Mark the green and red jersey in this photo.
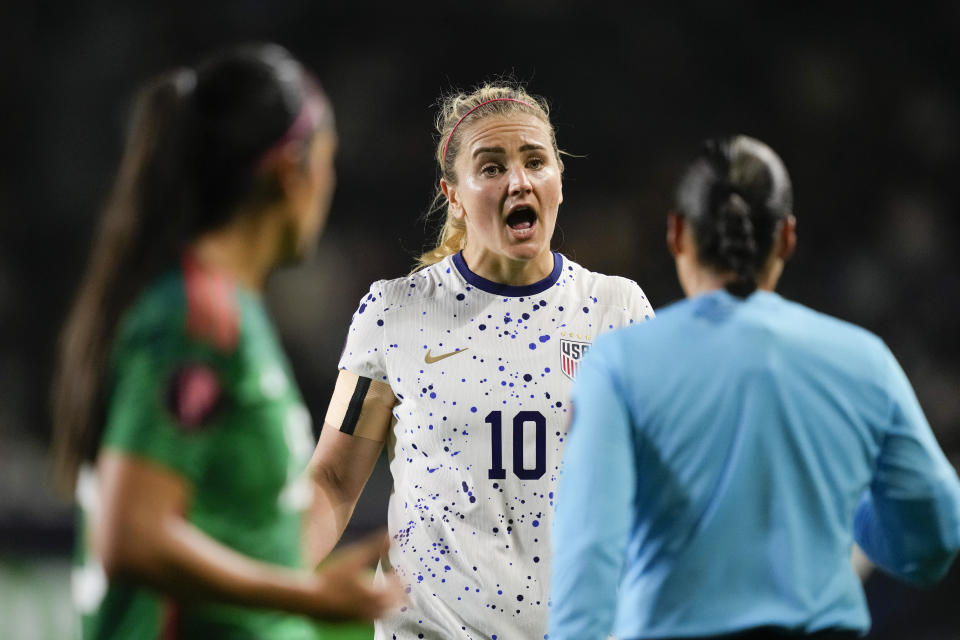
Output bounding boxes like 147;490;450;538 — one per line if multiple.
73;256;319;639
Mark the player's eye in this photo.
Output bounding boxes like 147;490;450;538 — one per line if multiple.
526;156;545;170
480;163;503;177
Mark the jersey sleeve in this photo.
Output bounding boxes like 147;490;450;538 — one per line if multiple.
328;282;395;441
337;281;389;382
626;280;655;325
102;316;234;484
853;344;960;586
550;335;636;640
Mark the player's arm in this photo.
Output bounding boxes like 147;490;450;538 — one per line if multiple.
98;329;403;620
853;346;960;586
549;338;636;640
306;369;395;567
96;450;401;620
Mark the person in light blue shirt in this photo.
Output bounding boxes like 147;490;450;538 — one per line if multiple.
549;135;960;640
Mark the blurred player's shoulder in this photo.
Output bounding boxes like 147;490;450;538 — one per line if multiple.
182;255;240;352
117;257;241;354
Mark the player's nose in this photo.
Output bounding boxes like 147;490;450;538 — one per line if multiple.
507;164;533;197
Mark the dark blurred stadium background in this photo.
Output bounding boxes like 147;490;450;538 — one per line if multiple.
1;1;958;638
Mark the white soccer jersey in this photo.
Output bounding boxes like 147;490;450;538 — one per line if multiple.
337;251;654;640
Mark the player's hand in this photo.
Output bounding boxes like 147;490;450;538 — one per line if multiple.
308;530;405;621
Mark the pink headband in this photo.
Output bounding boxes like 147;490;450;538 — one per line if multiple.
441;98;537;164
256;92;327;171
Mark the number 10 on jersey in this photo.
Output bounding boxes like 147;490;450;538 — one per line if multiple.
485;410;547;480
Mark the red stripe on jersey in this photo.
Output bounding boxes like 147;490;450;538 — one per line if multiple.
183;253;240;352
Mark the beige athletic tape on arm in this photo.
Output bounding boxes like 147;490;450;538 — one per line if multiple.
324;370;395;442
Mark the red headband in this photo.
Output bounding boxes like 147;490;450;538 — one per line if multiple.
441;98;537;164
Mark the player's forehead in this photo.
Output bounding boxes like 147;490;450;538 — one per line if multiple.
457;114;553;159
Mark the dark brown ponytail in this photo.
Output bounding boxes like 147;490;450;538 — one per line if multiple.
50;44;327;494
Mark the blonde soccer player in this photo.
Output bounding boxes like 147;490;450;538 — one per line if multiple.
306;84;655;639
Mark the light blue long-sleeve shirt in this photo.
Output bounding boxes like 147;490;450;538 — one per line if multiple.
549;290;960;640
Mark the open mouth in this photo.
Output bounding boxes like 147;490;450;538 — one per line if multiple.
506;206;537;233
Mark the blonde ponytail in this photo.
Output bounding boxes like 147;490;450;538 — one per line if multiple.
416;211;467;270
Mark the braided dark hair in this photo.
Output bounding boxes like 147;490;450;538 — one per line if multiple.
675;136;793;297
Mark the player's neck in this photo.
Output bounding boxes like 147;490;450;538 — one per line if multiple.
460;246;554;286
680;269;730;298
189;210;280;292
681;263;781;298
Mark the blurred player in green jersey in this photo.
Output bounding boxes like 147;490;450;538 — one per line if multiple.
50;43;403;639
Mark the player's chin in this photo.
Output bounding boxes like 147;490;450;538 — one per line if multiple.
503;235;546;261
275;238;316;268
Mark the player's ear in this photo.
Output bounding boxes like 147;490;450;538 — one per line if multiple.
440;178;464;220
666;212;685;258
778;214;797;261
271;143;310;202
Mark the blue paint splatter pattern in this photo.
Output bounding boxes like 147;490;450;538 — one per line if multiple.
338;252;654;639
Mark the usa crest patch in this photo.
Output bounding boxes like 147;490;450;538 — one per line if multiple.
560;336;591;380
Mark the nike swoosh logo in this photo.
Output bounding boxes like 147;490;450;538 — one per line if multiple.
424;348;469;364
